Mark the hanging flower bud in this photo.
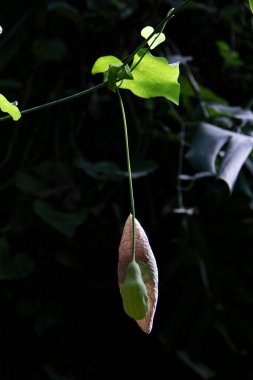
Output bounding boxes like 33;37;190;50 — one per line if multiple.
118;214;158;333
120;260;149;320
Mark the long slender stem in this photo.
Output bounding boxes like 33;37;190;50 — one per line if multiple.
116;88;136;261
0;82;106;122
121;0;191;68
177;122;186;209
0;0;192;124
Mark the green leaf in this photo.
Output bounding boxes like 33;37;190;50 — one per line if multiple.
120;49;180;104
15;171;48;195
108;64;133;92
176;351;215;379
141;26;166;49
34;200;86;237
91;50;180;104
249;0;253;13
91;55;123;75
0;93;21;120
180;76;228;105
32;38;67;62
186;122;253;192
47;1;81;22
216;40;243;68
74;158;158;181
0;238;34;280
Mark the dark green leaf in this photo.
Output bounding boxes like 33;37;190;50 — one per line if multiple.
176;351;215;379
0;239;34;280
34;200;86;237
32;38;67;62
74;159;158;180
47;1;80;22
15;171;47;195
108;64;133;92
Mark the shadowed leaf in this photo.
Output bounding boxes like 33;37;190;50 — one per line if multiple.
186;122;253;192
34;200;86;237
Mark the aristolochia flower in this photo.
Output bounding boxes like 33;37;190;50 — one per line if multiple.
118;214;158;333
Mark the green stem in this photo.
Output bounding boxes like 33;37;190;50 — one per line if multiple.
116;87;136;262
0;82;106;122
0;0;191;123
121;0;191;68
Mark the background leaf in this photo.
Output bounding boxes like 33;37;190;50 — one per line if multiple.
34;200;86;237
0;238;34;280
249;0;253;13
186;122;253;191
74;158;158;180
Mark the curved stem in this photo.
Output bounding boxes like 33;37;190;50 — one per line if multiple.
0;82;106;122
0;0;192;124
116;88;136;261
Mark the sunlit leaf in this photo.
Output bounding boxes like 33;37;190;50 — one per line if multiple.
91;50;180;104
0;93;21;120
250;0;253;13
141;26;166;49
120;49;180;103
91;56;123;75
118;214;158;333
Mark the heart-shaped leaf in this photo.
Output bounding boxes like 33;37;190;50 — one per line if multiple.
186;122;253;192
118;214;158;333
141;26;166;50
121;49;180;104
91;55;123;75
91;50;180;104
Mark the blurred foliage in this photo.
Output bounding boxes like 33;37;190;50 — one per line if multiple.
0;0;253;379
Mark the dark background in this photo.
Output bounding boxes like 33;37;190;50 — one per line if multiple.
0;1;253;379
